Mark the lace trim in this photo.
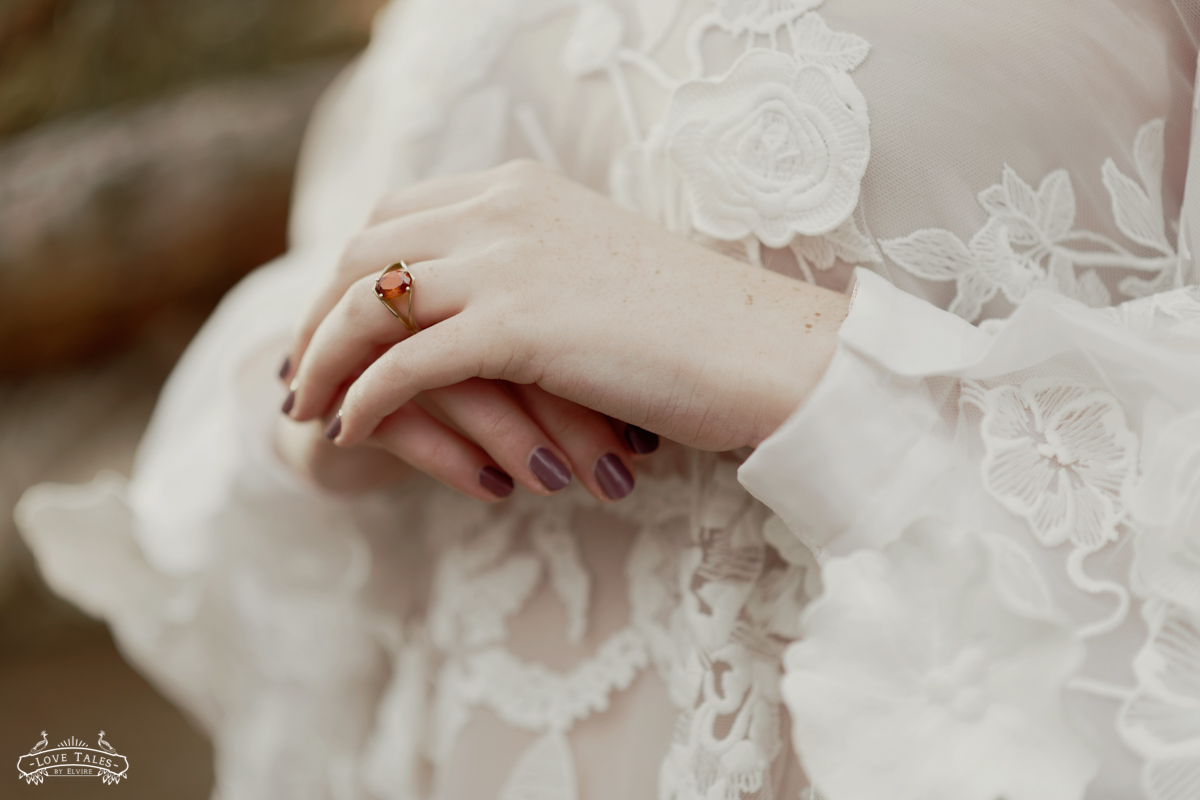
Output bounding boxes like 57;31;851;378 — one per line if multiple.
409;453;818;799
462;627;649;732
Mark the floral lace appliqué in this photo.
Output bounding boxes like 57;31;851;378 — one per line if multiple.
976;379;1138;552
881;120;1183;321
605;0;877;274
664;49;869;247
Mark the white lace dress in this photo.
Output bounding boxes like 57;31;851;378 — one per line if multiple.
16;2;1200;799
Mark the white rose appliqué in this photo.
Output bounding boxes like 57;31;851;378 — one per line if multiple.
664;48;870;247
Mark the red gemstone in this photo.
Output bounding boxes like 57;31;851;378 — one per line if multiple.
376;268;412;300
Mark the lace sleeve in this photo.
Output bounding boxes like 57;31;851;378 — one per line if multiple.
738;46;1200;800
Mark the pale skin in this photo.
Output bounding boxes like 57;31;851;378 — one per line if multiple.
278;159;849;499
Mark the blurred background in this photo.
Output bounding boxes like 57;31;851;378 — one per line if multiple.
0;0;385;794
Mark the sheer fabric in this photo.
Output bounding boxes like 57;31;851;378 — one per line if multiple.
15;2;1200;800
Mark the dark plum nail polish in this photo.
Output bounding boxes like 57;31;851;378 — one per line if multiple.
624;424;659;455
479;466;514;498
324;416;342;441
595;453;634;500
279;357;291;381
282;390;295;415
529;448;571;492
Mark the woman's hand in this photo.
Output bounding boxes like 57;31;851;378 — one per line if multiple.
276;373;650;501
286;159;848;459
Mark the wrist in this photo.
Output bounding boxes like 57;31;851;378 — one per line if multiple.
741;275;850;448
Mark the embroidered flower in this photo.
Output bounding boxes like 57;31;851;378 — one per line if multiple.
881;120;1177;321
427;519;542;649
664;48;869;246
1118;602;1200;800
979;379;1138;551
881;168;1107;321
782;519;1096;800
1131;410;1200;611
713;0;822;35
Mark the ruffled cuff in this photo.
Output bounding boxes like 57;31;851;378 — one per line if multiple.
739;266;1200;559
737;269;991;556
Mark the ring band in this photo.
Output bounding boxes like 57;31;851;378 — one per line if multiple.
374;261;420;334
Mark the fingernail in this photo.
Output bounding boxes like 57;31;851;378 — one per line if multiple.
592;453;633;496
479;466;514;498
324;416;342;441
281;390;295;415
529;448;571;492
624;424;659;455
279;356;291;381
595;453;634;500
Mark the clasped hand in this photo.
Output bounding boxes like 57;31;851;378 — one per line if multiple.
277;160;848;500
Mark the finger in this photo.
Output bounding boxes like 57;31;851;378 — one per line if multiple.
334;311;498;446
426;379;574;495
509;384;638;501
617;421;660;457
283;201;477;383
275;415;412;494
367;401;516;501
286;263;469;422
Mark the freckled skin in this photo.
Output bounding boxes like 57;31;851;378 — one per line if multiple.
286;160;852;480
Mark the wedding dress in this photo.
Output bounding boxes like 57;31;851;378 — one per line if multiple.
16;1;1200;799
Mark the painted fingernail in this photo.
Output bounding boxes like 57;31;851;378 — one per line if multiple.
595;453;634;500
529;448;571;492
324;416;342;441
479;466;514;498
281;390;295;415
279;357;291;381
624;424;659;455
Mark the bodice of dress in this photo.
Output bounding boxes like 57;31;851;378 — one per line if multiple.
14;2;1200;800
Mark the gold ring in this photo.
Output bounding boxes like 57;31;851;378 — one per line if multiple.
374;261;420;334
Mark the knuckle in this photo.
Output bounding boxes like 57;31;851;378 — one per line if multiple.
471;401;521;446
346;275;378;315
328;277;379;335
422;432;458;468
489;324;538;384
